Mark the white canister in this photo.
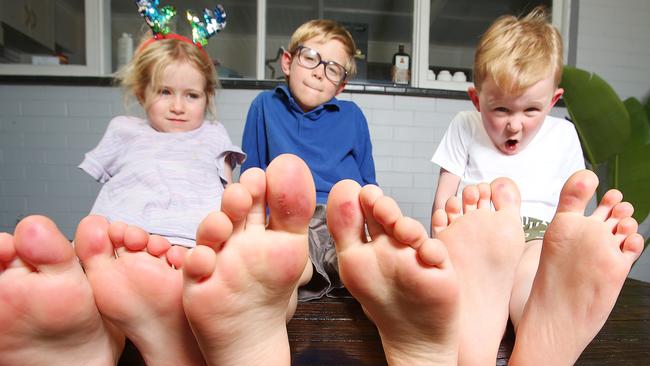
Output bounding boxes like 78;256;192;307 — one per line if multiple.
117;33;134;70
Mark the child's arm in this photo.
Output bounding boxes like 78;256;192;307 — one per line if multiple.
222;154;234;186
358;123;377;186
352;105;378;185
79;116;129;183
431;167;460;230
241;96;268;172
212;123;245;187
430;111;473;232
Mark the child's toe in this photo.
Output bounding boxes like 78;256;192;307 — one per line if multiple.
183;245;217;282
461;185;480;213
266;154;316;234
327;180;365;252
75;215;115;268
490;177;521;212
556;170;598;215
196;211;233;251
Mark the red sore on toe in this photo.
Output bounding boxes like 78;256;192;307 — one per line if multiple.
336;201;360;226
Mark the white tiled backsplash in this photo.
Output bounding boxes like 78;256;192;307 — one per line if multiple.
1;84;570;237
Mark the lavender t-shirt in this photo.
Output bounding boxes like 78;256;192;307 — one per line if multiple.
79;116;245;247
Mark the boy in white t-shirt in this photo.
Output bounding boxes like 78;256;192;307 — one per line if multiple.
431;6;585;361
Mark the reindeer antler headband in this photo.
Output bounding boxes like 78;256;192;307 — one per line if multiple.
134;0;227;58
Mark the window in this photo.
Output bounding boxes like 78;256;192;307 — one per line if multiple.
109;0;257;78
429;1;552;73
0;0;107;76
264;0;413;84
1;0;570;90
415;0;566;90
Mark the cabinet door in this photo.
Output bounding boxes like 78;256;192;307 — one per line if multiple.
2;1;56;51
0;0;109;76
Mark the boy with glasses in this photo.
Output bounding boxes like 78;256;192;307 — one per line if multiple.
241;19;377;302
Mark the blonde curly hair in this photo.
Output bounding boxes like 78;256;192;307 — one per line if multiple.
473;6;563;94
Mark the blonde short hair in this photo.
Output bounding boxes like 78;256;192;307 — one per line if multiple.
115;35;219;118
473;6;563;94
287;19;357;78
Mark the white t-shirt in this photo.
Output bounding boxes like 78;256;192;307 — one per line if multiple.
79;116;245;247
431;110;585;222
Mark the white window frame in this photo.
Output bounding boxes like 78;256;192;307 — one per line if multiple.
256;0;267;79
1;0;570;90
413;0;571;91
0;0;110;76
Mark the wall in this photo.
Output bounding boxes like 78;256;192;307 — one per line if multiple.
0;85;472;238
575;0;650;100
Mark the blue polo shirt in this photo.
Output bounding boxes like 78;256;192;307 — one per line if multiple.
241;84;377;204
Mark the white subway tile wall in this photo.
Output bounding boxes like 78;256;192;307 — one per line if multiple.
1;0;649;278
0;85;560;238
575;0;650;100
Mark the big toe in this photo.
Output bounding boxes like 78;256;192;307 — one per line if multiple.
74;215;115;269
556;170;599;215
327;180;365;252
13;215;76;273
266;154;316;234
490;177;521;213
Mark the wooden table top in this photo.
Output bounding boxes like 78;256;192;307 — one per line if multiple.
119;278;650;365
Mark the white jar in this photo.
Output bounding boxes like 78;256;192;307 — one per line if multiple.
117;33;134;70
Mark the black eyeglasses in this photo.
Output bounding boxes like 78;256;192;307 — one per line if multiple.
294;45;349;83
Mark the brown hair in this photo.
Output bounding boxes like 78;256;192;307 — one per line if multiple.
473;6;563;94
115;35;218;118
287;19;358;78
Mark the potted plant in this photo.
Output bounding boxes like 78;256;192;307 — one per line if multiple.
560;66;650;248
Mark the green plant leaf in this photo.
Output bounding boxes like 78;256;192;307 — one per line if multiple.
560;67;630;165
624;97;650;148
609;144;650;224
644;97;650;123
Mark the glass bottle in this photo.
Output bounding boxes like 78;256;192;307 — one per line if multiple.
391;44;410;84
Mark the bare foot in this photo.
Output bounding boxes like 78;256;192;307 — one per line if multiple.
0;215;123;366
74;216;205;366
509;170;644;365
434;180;525;365
327;180;460;366
182;154;315;366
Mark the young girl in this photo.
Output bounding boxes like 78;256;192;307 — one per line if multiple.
79;35;245;247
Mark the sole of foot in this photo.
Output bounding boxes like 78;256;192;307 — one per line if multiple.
509;170;644;365
183;154;315;366
0;215;123;366
328;181;460;366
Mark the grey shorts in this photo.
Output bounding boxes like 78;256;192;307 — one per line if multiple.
522;216;548;242
298;204;344;301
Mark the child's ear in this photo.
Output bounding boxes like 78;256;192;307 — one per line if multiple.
334;80;347;96
136;91;145;105
280;50;293;77
467;86;481;111
550;87;564;107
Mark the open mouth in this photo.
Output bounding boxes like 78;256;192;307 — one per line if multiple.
505;139;519;151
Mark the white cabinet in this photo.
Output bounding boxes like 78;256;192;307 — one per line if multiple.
1;1;56;51
0;0;109;76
